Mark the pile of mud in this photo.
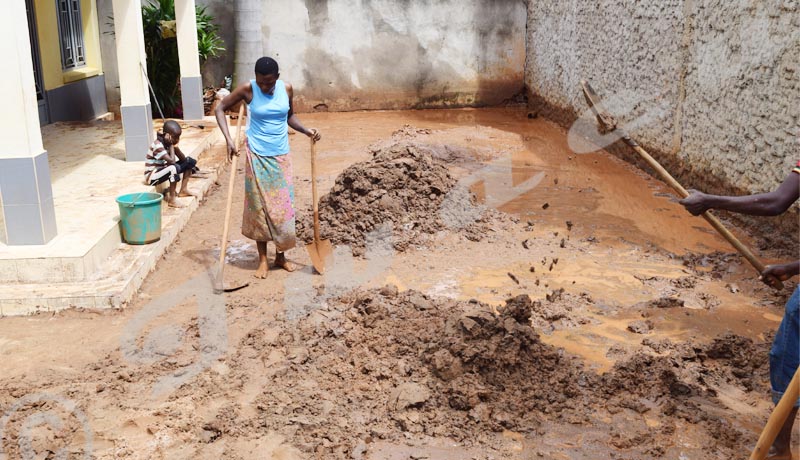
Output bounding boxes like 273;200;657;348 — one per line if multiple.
0;286;770;459
246;288;766;457
254;289;594;456
296;140;498;256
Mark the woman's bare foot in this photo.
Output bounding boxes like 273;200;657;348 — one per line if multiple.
167;197;186;208
768;445;794;460
275;253;296;272
254;259;269;279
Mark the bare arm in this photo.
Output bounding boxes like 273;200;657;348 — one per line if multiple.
761;261;800;282
215;82;252;159
285;82;321;141
173;146;186;162
679;171;800;216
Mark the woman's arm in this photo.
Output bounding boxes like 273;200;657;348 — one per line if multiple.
285;82;322;141
215;82;252;159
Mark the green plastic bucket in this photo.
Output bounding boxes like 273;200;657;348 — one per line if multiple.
116;192;163;244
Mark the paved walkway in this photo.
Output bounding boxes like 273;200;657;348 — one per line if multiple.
0;117;234;314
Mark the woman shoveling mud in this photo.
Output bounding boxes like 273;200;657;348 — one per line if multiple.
215;57;322;278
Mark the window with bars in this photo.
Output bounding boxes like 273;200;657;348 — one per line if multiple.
56;0;86;70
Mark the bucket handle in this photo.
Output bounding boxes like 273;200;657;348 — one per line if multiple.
124;192;150;208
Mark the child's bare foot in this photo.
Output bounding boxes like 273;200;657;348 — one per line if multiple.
275;254;296;272
178;189;197;198
254;260;269;279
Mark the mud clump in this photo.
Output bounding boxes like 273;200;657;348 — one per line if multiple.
433;294;592;425
703;332;769;390
627;319;654;334
296;141;496;256
642;297;685;309
681;251;740;279
529;290;596;333
600;351;704;403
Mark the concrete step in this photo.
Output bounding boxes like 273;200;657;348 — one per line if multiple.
0;120;230;316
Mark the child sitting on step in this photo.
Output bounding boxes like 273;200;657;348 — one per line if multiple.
144;120;198;208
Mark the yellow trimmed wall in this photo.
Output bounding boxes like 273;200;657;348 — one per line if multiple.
34;0;103;91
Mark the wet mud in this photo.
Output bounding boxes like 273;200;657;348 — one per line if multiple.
241;287;771;458
0;109;795;460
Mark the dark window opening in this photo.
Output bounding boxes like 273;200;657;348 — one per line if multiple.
56;0;86;70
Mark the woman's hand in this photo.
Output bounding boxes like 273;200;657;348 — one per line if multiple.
226;139;239;162
306;128;322;142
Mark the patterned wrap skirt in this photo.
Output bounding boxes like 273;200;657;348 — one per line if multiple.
241;141;296;251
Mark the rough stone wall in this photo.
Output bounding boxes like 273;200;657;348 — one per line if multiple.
199;0;527;112
525;0;799;248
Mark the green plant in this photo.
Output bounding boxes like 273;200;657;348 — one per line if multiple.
195;6;225;63
141;0;225;118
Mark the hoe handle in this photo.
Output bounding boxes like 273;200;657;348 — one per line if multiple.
311;138;321;242
219;104;246;271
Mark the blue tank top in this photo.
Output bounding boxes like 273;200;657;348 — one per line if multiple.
246;79;290;156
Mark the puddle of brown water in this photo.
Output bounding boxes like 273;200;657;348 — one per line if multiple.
297;107;750;254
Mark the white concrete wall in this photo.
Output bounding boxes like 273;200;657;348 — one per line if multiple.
2;0;45;159
98;0;121;115
525;0;799;241
201;0;527;112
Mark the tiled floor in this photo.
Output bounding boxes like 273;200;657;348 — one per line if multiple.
0;117;232;313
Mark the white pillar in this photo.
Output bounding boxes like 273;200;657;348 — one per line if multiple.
175;0;203;120
0;0;57;245
112;0;153;161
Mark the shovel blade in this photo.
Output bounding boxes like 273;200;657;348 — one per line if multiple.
306;239;333;274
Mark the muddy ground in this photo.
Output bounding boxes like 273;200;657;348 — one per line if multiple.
0;108;797;460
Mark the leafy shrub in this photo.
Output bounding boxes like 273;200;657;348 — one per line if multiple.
141;0;224;117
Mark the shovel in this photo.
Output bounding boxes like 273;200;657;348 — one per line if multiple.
305;138;333;274
214;104;250;293
580;80;783;290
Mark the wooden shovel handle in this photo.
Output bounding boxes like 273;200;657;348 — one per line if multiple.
749;367;800;460
218;104;246;271
628;142;782;289
310;137;321;242
627;142;781;288
581;80;782;289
